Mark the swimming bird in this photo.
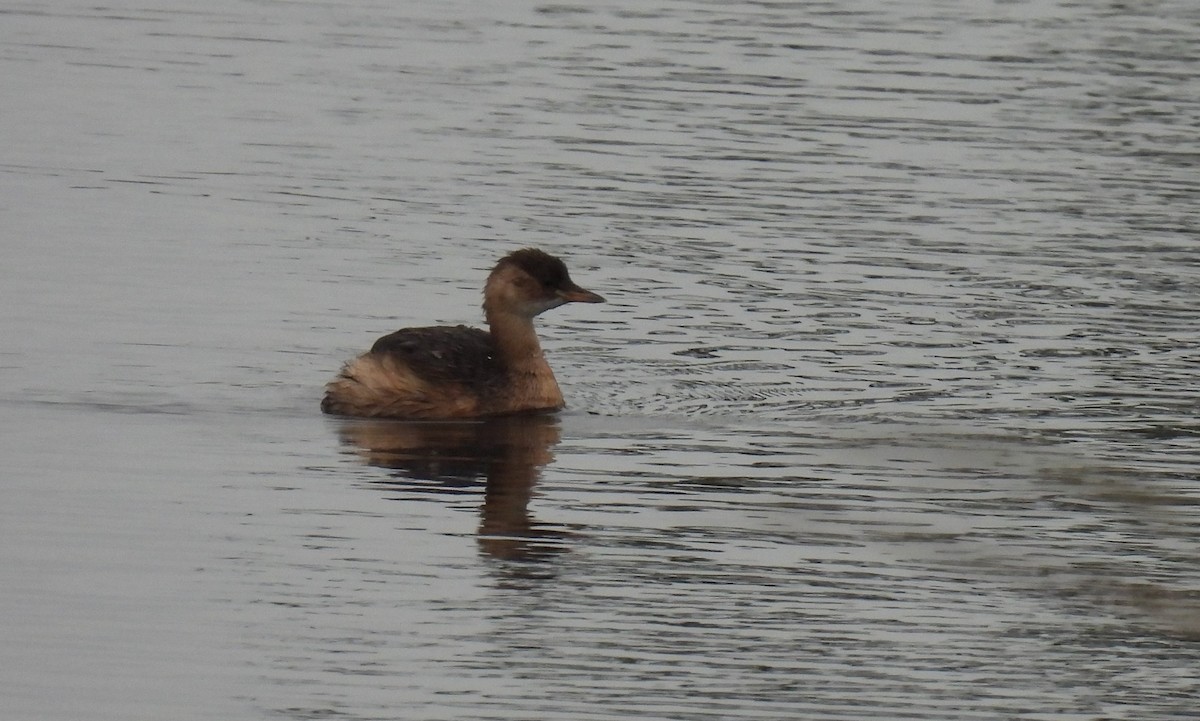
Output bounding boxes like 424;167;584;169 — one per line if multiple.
321;248;604;419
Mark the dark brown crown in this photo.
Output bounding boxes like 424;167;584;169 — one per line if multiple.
494;248;572;289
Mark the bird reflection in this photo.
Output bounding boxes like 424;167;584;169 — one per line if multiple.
334;413;568;562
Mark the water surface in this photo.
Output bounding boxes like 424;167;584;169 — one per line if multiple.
2;1;1198;719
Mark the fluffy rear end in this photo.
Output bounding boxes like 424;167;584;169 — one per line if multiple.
321;353;480;419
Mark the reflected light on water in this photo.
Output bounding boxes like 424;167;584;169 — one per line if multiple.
1;0;1198;719
337;414;572;564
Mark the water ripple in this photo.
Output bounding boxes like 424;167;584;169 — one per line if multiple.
3;1;1199;720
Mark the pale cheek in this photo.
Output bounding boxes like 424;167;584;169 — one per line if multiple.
526;297;566;317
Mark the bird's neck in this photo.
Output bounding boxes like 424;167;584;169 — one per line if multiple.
484;309;564;411
485;309;548;371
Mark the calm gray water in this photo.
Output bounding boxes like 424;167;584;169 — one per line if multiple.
2;1;1198;719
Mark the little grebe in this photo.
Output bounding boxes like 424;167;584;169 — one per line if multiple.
321;248;604;419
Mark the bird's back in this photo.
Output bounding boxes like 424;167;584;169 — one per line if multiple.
369;325;505;388
322;325;513;419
